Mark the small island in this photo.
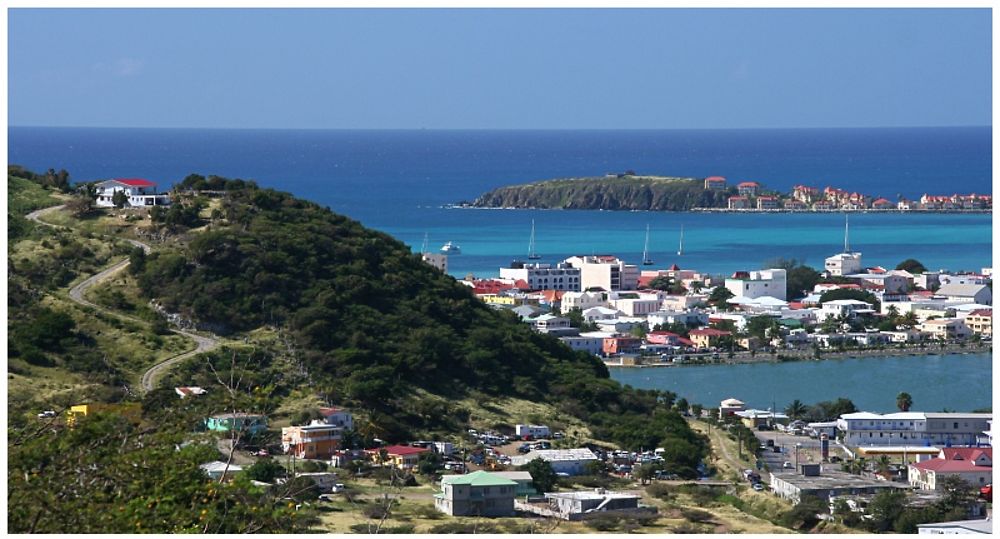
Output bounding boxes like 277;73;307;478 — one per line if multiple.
466;173;992;212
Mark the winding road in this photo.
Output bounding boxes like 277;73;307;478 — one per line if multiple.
26;204;221;392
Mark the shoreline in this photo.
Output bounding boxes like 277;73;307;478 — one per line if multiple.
604;343;992;368
446;204;991;215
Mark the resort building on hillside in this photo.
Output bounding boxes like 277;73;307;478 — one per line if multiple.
563;256;639;291
737;181;761;197
836;412;992;447
825;252;863;277
724;269;788;301
95;178;171;208
435;471;517;517
908;448;992;491
704;176;727;190
499;262;581;291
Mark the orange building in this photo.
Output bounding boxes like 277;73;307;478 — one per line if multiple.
281;422;345;459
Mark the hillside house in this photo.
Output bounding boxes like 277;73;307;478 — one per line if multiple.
95;178;171;208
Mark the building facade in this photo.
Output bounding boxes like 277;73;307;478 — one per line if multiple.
724;269;788;300
563;256;639;292
435;471;517;517
837;412;992;447
499;262;582;291
95;178;171;208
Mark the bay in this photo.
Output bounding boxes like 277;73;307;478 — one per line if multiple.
609;353;992;413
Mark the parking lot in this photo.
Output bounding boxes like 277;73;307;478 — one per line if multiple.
752;429;850;481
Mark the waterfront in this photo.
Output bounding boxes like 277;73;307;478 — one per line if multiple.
610;352;992;413
8;127;992;277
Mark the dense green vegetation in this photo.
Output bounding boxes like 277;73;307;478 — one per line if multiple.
131;174;709;463
471;175;736;210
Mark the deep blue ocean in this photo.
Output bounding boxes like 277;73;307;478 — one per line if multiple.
8;126;992;277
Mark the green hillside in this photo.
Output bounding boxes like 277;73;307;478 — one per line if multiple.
472;175;736;210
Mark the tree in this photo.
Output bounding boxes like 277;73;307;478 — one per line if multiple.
784;400;808;421
896;392;913;412
896;258;927;274
763;258;822;300
647;276;673;291
244;459;287;483
416;451;443;476
112;189;129;209
818;288;879;310
866;491;906;532
522;458;557;493
690;404;703;418
674;398;689;415
65;193;95;218
707;286;735;307
746;315;781;340
780;495;826;530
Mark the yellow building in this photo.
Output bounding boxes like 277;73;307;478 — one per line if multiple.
67;403;142;427
477;294;516;306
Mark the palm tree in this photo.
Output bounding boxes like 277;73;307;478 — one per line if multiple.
785;399;808;421
876;455;892;476
896;392;913;412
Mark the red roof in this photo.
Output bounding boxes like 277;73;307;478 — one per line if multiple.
737;181;760;187
319;407;346;416
669;264;680;271
728;196;748;201
968;309;993;317
690;328;731;337
913;448;992;473
382;445;430;456
705;176;726;182
648;331;679;337
112;178;156;187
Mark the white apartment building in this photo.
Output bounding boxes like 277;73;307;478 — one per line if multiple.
95;178;171;208
560;291;608;314
647;310;709;329
499;262;581;291
837;412;992;447
563;256;639;291
825;252;863;277
919;318;973;340
558;335;603;355
607;292;661;317
845;273;909;294
724;269;788;301
818;299;876;322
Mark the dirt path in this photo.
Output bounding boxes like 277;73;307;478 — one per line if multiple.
26;204;222;392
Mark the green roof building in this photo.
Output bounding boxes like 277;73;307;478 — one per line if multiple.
434;471;517;517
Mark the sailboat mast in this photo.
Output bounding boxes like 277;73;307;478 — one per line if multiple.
529;220;535;256
421;233;428;254
677;225;684;256
844;214;850;253
643;224;650;260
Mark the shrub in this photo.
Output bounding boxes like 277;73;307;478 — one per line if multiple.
362;504;391;520
680;508;715;523
428;522;500;534
646;482;675;500
584;513;622;531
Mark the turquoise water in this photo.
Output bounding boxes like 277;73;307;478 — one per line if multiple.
610;353;992;412
9;127;992;278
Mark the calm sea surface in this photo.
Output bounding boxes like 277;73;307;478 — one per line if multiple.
9;126;992;410
611;353;992;413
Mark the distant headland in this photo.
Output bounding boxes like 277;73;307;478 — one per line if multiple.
462;173;992;213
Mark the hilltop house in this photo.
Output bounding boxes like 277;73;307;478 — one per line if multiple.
368;445;431;470
704;176;727;190
282;421;346;459
204;413;268;436
95;178;171;208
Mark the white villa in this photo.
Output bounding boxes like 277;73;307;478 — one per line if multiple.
95;178;171;208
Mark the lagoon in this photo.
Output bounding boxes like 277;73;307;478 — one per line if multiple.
609;352;992;413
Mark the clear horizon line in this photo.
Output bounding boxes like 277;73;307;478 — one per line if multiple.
8;124;992;132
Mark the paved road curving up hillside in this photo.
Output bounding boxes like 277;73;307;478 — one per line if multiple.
26;204;220;392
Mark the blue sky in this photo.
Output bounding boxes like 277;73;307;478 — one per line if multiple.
8;8;992;129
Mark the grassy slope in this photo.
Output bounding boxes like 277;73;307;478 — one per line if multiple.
471;175;733;210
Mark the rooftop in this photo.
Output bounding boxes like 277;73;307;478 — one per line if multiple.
771;469;902;491
441;470;517;487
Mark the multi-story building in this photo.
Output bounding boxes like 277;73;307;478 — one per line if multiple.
728;195;750;210
792;185;819;204
908;448;992;491
688;328;731;349
756;196;780;210
563;256;638;291
725;269;788;300
560;290;608;314
825;252;863;277
737;181;760;197
94;178;171;208
964;309;992;337
607;292;661;316
936;283;992;305
499;262;581;291
837;412;992;447
434;471;517;517
872;198;895;209
817;299;876;322
919;318;973;340
703;176;727;190
282;421;346;459
558;335;604;356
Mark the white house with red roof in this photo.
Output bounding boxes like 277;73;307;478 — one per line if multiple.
908;447;992;490
736;181;760;197
95;178;171;208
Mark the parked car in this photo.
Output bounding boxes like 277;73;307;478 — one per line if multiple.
37;410;57;419
552;432;564;440
752;483;765;492
783;461;793;469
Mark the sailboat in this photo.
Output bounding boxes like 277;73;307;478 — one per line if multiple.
642;224;654;265
527;220;541;260
677;224;684;256
421;232;429;254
